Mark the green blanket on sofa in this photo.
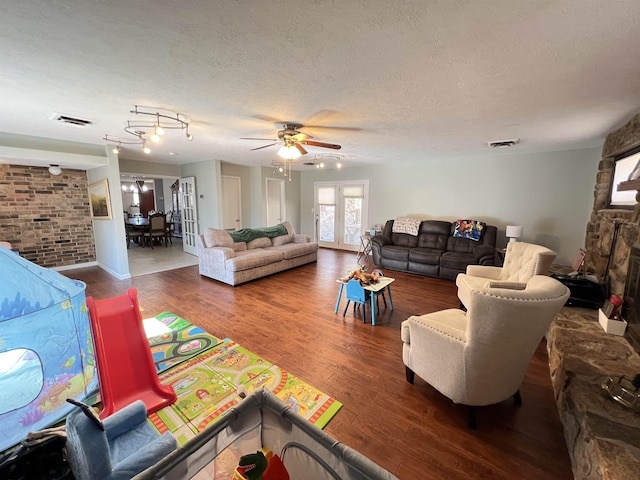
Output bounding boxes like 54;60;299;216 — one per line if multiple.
227;224;288;243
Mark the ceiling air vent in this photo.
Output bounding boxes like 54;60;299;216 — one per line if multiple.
303;162;316;166
488;139;520;148
50;113;94;128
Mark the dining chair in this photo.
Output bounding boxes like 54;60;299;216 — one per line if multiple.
143;213;169;249
124;222;143;249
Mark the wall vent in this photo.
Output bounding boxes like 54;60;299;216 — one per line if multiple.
488;139;520;148
50;113;94;128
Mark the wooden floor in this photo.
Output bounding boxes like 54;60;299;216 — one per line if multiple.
64;248;574;480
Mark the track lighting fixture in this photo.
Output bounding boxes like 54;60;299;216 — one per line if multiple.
112;144;121;154
104;105;194;155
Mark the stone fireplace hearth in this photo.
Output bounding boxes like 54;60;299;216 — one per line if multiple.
585;113;640;296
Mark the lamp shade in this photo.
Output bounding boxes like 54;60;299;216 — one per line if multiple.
506;225;523;242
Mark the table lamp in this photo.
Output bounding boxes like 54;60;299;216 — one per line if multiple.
506;225;523;243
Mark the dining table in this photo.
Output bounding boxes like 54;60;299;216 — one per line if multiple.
127;217;149;227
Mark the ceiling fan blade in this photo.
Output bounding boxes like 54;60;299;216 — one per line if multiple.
250;143;278;151
300;140;342;150
294;143;308;155
240;137;278;141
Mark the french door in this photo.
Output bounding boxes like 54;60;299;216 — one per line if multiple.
179;176;198;256
315;180;369;252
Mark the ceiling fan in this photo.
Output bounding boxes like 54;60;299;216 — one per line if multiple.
241;123;342;157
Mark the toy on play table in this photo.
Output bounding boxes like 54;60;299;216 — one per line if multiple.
233;448;289;480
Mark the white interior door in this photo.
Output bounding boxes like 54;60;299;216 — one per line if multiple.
222;175;242;230
315;180;369;251
179;176;198;256
266;178;285;225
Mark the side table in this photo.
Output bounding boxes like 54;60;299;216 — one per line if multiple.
334;277;395;326
356;233;373;263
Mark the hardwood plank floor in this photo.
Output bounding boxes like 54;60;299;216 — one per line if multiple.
64;248;573;479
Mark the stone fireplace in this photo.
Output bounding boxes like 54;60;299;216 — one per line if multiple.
585;113;640;298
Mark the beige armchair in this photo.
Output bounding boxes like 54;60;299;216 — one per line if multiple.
456;241;557;308
401;275;569;428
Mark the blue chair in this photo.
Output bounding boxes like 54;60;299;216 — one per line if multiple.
343;279;371;323
65;399;177;480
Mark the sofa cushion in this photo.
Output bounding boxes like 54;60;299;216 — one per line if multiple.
380;245;411;261
272;234;292;246
409;248;444;265
233;242;247;252
204;228;234;248
389;232;419;248
417;221;450;250
247;237;272;249
225;249;284;272
440;251;476;271
266;242;317;260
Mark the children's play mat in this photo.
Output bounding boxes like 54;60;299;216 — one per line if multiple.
144;312;342;446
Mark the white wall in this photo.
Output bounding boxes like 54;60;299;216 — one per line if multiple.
300;147;600;265
181;159;223;233
87;148;130;279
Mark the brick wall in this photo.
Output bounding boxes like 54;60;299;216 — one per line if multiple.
0;164;96;268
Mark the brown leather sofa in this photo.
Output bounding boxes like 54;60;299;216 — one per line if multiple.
371;219;497;280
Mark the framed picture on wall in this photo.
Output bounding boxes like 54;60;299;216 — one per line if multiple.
88;178;112;220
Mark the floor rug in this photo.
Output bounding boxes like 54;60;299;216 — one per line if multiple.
143;315;342;446
144;312;223;373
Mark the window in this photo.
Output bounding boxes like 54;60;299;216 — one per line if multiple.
609;149;640;208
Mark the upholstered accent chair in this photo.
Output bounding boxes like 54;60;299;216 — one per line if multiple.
401;275;569;428
456;241;557;308
65;399;177;480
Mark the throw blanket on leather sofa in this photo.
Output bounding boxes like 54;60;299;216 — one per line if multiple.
392;217;421;236
228;224;288;243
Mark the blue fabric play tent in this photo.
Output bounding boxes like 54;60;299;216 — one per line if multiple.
0;248;98;453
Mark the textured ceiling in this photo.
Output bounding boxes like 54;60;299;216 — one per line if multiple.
2;0;640;171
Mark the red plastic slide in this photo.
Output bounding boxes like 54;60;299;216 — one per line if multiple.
87;288;177;419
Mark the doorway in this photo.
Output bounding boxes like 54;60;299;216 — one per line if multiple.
179;176;199;256
266;178;285;226
315;180;369;252
222;175;242;231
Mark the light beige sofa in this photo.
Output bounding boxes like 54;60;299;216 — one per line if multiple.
196;222;318;286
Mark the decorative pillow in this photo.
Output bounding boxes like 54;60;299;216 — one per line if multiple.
453;220;485;242
66;398;104;431
280;221;296;237
204;228;233;248
392;217;421;236
247;237;272;249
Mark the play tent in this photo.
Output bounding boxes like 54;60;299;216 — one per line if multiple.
0;248;98;453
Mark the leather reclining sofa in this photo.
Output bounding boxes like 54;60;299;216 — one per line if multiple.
371;219;497;280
